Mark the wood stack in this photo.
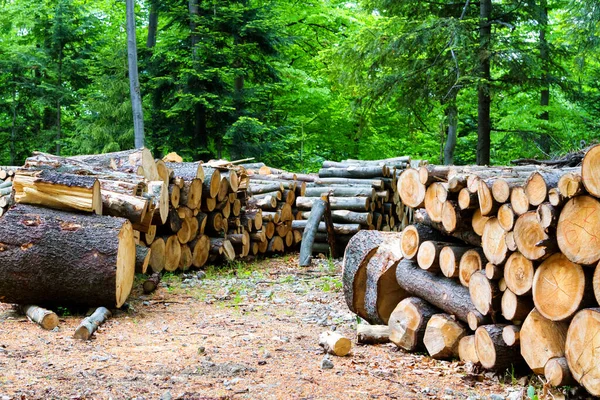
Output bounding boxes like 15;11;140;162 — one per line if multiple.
343;145;600;397
296;156;419;256
0;167;15;217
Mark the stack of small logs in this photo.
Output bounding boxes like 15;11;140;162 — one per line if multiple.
294;157;419;256
343;144;600;397
0;167;15;217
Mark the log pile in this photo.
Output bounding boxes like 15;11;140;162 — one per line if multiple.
343;145;600;397
296;157;420;257
0;167;15;217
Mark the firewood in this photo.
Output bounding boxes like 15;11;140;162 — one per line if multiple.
475;324;521;370
497;204;515;231
458;335;480;364
557;195;600;265
0;204;135;308
424;182;448;223
143;272;161;294
202;167;221;199
180;178;203;210
471;208;489;236
524;170;563;207
565;309;600;395
485;262;503;280
439;245;471;279
510;186;530;216
416;241;445;272
458;188;478;210
504;252;535;295
423;314;466;359
582;144;600;197
163;235;182;272
458;248;486;287
502;325;520;346
535;202;557;229
356;324;390;344
501;289;533;323
548;187;564;207
178;244;193;270
20;305;59;330
302;210;372;225
469;270;501;316
397;169;426;208
73;307;112;340
477;179;499;216
504;231;516;252
545;357;575;387
149;237;166;273
400;224;448;259
520;308;568;374
467;310;492;331
441;200;470;233
319;331;351;356
190;235;210;268
413;209;481;246
70;148;157;180
482;218;509;265
532;253;594;321
388;297;438;351
513;211;555;261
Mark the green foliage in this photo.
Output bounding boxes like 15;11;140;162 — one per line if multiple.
0;0;599;166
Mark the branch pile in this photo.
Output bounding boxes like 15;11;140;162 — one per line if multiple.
342;144;600;396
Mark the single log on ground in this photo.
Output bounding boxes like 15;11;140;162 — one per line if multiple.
504;252;535;295
388;297;438;351
395;259;485;324
364;233;406;324
501;289;533;323
513;211;554;261
0;204;134;307
423;314;466;359
469;270;501;317
397;169;426;208
532;253;594;321
475;324;520;370
143;272;161;294
459;248;486;287
21;305;59;330
582;144;600;197
557;195;600;265
73;307;112;340
482;218;509;265
356;324;390;344
458;335;480;364
135;245;151;274
502;325;520;346
13;169;102;214
318;331;351;356
299;198;326;267
342;231;389;318
565;308;600;395
296;196;370;211
545;357;575;387
440;245;471;279
520;308;568;374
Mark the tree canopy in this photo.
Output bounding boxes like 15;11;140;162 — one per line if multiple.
0;0;598;170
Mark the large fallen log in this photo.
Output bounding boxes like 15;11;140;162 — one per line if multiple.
0;204;135;307
69;148;158;180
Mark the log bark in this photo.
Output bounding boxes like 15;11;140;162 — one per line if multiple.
70;148;157;180
0;204;135;307
557;195;600;265
532;253;594;321
504;252;535;295
545;357;575;387
395;259;485;324
302;210;371;225
342;231;388;317
520;308;568;374
423;314;466;359
502;325;520;346
149;237;165;273
135;245;151;274
73;307;112;340
400;223;450;259
303;186;375;198
21;305;59;330
514;211;554;261
565;308;600;395
318;331;352;356
102;190;148;226
475;324;521;370
388;297;438;351
424;182;448;223
501;289;533;323
13;169;102;214
356;324;390;344
318;166;386;179
296;196;370;211
314;177;384;190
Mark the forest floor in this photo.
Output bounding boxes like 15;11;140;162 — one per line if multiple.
0;255;580;400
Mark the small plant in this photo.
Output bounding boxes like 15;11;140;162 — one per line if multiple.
527;385;539;400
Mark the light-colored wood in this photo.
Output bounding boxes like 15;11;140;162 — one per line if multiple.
513;211;554;261
497;203;515;231
424;182;448;223
581;144;600;197
536;202;557;229
502;325;520;346
501;289;533;322
505;231;517;252
557;195;600;265
532;253;593;321
525;170;561;207
475;324;520;370
423;314;466;360
397;169;426;208
458;335;480;364
74;307;112;340
504;252;535;295
21;305;59;330
485;262;503;280
388;297;438;351
558;172;584;199
520;308;568;374
469;270;501;316
477;179;498;216
164;235;182;272
400;224;446;259
482;218;508;265
319;331;351;356
565;308;600;395
416;240;444;272
459;248;486;287
510;186;530;216
467;310;492;331
458;188;478;210
545;357;575;387
471;209;490;236
439;245;471;279
356;324;390;344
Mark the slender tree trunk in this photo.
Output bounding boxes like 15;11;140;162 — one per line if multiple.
189;0;208;157
538;0;550;154
146;0;159;49
444;103;458;165
56;47;62;156
126;0;145;148
477;0;492;166
11;79;16;165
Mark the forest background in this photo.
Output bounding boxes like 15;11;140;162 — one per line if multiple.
0;0;598;171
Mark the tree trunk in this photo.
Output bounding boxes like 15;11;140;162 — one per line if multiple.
389;297;438;351
444;103;458;165
126;0;145;148
146;0;159;49
477;0;492;165
520;308;568;374
537;0;551;154
0;204;135;307
296;196;370;212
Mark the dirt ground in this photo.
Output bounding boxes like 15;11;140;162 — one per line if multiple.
0;254;582;399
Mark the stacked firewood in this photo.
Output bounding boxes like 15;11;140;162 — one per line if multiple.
293;157;419;256
0;167;15;217
342;145;600;397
